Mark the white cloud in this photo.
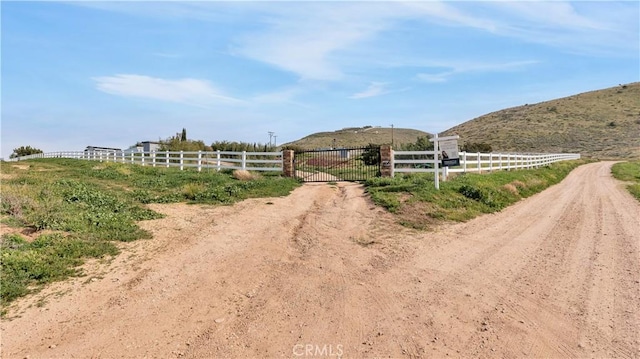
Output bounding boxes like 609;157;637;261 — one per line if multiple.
487;2;605;31
350;82;390;99
83;1;637;83
417;60;539;83
460;1;638;56
416;72;454;84
92;74;243;107
401;1;499;32
231;3;396;81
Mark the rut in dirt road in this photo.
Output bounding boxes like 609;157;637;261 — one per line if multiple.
1;161;639;359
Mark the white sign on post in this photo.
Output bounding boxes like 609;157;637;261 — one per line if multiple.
439;139;460;167
429;134;459;190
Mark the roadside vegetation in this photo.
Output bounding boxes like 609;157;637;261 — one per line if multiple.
0;158;300;309
9;145;43;159
365;159;590;229
611;161;640;201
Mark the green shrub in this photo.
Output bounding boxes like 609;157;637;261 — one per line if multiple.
1;233;118;305
612;161;640;201
366;159;589;228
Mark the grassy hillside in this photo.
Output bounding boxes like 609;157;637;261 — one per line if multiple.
442;82;640;159
281;126;430;150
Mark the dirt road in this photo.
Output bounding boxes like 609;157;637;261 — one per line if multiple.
2;161;639;358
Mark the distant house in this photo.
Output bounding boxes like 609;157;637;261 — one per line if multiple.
124;141;163;153
85;146;122;153
142;141;162;152
124;144;143;153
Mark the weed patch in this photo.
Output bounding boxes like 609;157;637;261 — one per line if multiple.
612;161;640;201
0;158;300;307
365;159;589;229
1;233;118;306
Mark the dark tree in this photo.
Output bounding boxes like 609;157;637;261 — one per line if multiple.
10;145;43;158
181;128;187;142
361;143;381;166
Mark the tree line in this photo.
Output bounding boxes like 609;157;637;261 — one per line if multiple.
157;128;278;153
8;129;492;159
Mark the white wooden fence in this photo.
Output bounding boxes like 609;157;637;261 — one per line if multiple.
394;150;580;176
7;149;580;183
7;150;283;172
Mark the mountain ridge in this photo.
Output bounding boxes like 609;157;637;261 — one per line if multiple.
284;82;640;159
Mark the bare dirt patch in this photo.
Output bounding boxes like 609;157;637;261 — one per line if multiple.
2;162;639;358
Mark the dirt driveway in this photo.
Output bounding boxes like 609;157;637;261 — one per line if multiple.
2;161;639;358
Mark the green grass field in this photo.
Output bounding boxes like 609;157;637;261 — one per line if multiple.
0;159;300;309
611;161;640;201
365;159;590;229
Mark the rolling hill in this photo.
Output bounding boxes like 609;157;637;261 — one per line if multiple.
442;82;640;159
282;126;430;150
283;83;639;159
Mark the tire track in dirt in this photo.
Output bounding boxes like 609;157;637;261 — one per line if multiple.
2;162;639;359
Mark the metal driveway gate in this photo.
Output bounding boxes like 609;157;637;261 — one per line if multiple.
294;146;381;182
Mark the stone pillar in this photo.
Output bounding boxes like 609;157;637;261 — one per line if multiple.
380;145;393;177
283;150;295;177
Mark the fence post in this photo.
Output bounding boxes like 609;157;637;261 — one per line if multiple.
216;150;221;171
180;151;184;171
433;134;439;190
489;153;493;172
141;150;145;166
152;151;156;167
390;149;395;178
166;151;170;167
241;151;247;170
462;151;467;173
197;151;202;172
283;150;295;177
380;145;393;178
476;152;481;173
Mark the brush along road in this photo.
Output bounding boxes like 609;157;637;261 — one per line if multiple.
2;161;639;358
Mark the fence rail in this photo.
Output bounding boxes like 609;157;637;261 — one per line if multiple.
7;149;580;184
393;151;581;176
6;150;283;172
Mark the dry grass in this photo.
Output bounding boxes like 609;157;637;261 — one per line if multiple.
232;170;260;181
282;127;430;150
181;183;206;200
443;82;640;159
502;183;520;196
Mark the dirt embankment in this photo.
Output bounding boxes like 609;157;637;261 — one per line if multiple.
2;161;639;358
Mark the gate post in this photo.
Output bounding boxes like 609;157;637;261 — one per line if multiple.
380;145;393;177
283;150;295;177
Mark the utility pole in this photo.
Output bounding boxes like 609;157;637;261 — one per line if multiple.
273;135;277;146
390;124;394;146
268;131;274;146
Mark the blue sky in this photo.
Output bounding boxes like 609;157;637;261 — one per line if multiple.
1;1;638;157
